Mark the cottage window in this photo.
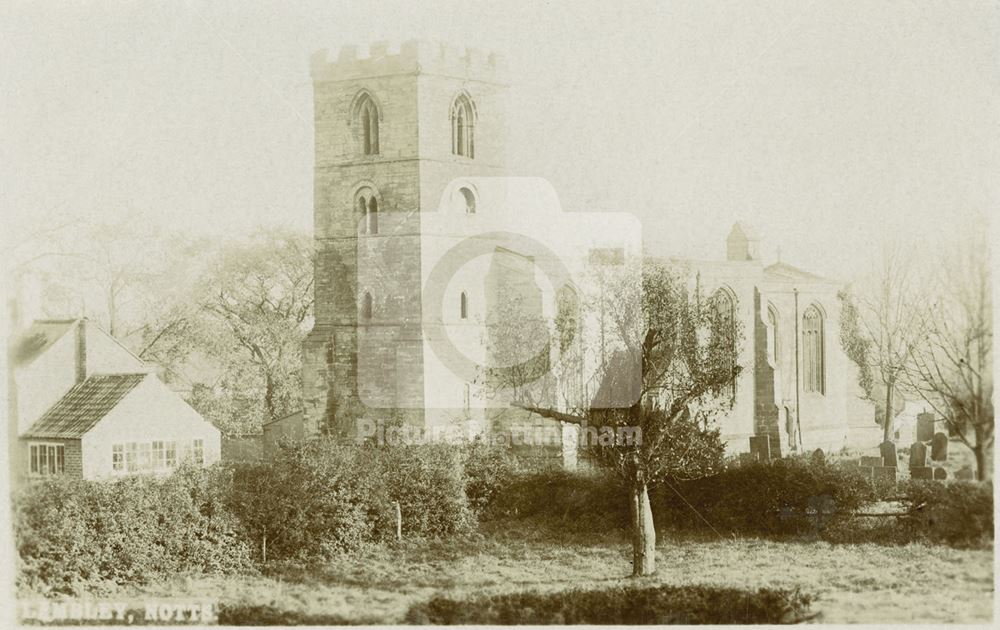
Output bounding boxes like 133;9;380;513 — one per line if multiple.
125;442;138;472
193;439;204;465
153;441;166;470
166;441;177;468
112;444;124;471
29;443;65;476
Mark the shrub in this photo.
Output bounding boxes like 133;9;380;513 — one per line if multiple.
228;442;393;562
406;584;813;624
656;457;876;537
377;443;476;538
228;440;475;563
897;480;992;548
14;465;253;596
461;438;519;513
481;468;629;532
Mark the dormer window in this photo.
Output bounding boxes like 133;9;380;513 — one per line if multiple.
451;94;475;158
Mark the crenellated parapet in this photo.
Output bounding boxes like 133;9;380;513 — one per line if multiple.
310;39;507;83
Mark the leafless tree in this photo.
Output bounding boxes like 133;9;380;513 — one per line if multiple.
842;241;929;444
905;229;993;480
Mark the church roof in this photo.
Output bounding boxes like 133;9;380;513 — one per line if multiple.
763;261;832;283
23;373;147;439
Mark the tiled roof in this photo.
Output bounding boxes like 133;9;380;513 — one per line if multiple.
24;374;147;439
9;320;77;367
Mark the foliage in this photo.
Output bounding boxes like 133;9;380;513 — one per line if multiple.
460;438;520;513
897;480;993;548
405;583;813;624
227;440;475;563
655;458;876;536
377;443;477;537
14;466;253;596
482;468;629;532
140;228;314;435
838;289;874;398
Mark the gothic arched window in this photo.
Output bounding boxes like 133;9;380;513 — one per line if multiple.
361;292;373;321
451;94;475;158
356;188;379;235
802;306;825;394
767;304;779;362
712;289;737;400
460;291;468;319
357;93;380;155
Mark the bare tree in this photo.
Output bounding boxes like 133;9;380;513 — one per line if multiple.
841;242;928;444
516;260;739;576
905;230;993;480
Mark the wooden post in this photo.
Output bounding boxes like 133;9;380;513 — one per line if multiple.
393;501;402;542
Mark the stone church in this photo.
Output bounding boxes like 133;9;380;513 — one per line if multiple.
300;40;878;461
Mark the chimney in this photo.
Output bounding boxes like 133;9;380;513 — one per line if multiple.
75;319;87;383
726;222;760;261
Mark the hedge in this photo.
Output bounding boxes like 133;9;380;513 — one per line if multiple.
14;465;253;596
405;584;813;624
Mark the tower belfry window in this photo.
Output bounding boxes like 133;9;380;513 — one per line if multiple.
367;197;379;235
451;94;475;158
357;94;380;155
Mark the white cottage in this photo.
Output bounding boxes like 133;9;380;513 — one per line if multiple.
8;319;221;480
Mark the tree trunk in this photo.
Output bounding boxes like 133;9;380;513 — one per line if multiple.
630;481;656;577
882;376;895;443
261;532;267;564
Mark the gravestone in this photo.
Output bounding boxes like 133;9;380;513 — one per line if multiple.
879;441;897;467
860;456;882;467
748;436;771;462
910;466;933;480
931;432;949;461
908;442;927;468
873;466;897;484
933;467;947;481
955;466;975;481
916;412;935;442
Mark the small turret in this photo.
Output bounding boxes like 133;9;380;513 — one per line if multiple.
726;222;760;261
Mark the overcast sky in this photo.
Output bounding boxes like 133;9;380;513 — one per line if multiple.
2;0;997;280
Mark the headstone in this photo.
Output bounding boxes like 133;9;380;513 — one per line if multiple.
811;448;825;465
933;467;948;481
860;456;882;467
955;466;974;480
879;441;898;467
908;442;927;468
873;466;897;484
910;466;933;480
931;432;949;461
916;413;935;442
749;436;771;462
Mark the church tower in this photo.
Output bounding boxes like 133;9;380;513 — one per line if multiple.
302;41;507;437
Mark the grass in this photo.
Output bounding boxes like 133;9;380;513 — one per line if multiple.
114;530;993;624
